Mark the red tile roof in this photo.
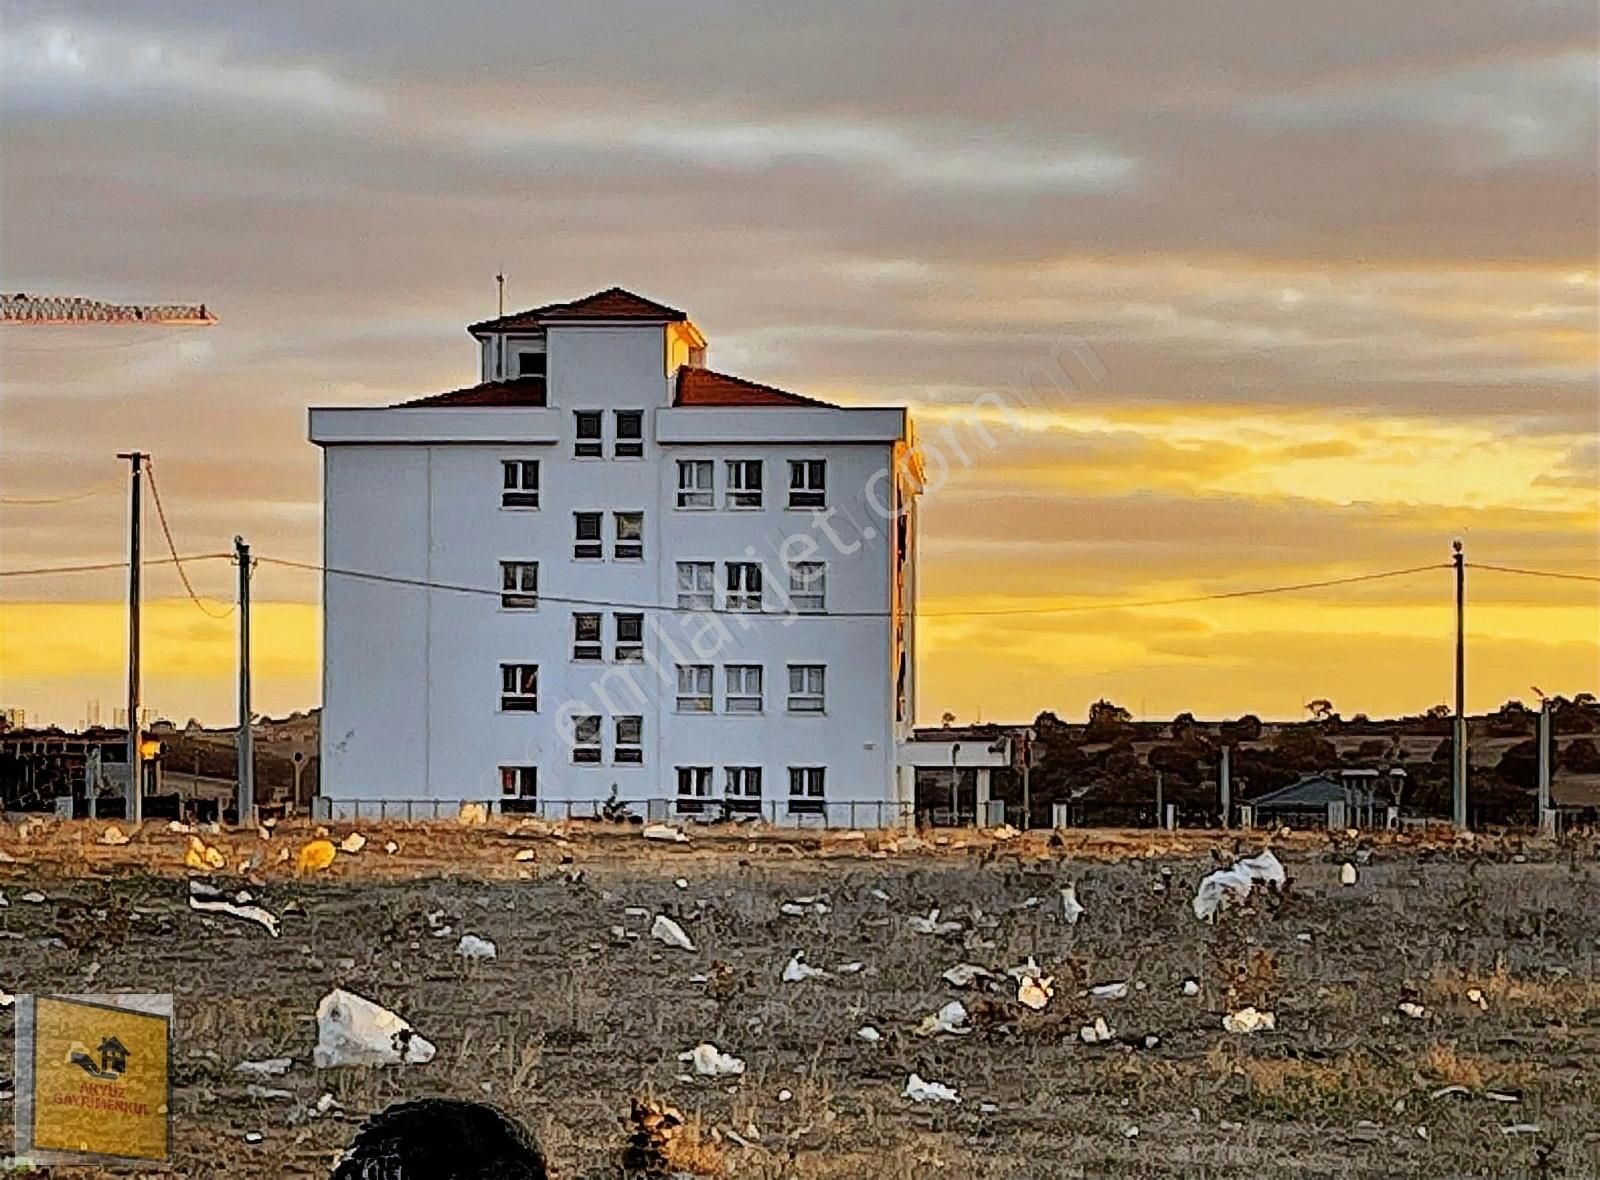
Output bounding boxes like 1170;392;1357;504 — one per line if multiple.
674;367;835;408
469;287;686;333
394;377;547;408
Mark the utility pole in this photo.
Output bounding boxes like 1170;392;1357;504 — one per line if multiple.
1020;727;1033;830
1154;769;1164;829
235;536;254;825
1537;693;1553;821
116;451;145;823
1219;745;1232;829
1452;539;1468;830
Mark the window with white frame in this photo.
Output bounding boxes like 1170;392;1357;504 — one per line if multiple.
787;664;825;712
500;460;539;509
676;664;713;712
499;764;537;799
726;562;762;612
725;459;763;509
614;410;644;458
514;351;546;380
614;715;643;764
788;561;825;612
676;765;713;813
677;561;714;610
572;612;602;661
725;766;762;812
573;512;603;559
500;663;538;711
613;511;644;560
499;560;538;609
614;613;644;662
676;460;713;509
788;459;826;509
788;765;826;813
725;665;763;713
574;410;603;458
572;714;601;764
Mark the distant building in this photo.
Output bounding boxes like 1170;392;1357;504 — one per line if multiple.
1248;772;1384;828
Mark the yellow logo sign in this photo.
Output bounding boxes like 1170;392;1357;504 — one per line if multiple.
21;995;171;1164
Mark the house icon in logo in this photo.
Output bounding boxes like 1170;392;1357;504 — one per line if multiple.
69;1036;131;1081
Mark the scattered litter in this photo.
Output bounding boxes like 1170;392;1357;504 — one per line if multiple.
245;1083;293;1100
188;880;281;938
679;1043;745;1077
456;934;498;960
857;1026;881;1042
1079;1016;1115;1044
917;1000;972;1037
245;1131;264;1144
1430;1085;1470;1100
642;823;690;844
1222;1007;1276;1034
1122;1125;1140;1140
1501;1124;1541;1136
1398;1002;1427;1020
1193;850;1285;921
0;989;14;1008
1182;979;1201;997
339;833;367;855
1006;956;1045;982
903;1074;960;1103
1486;1091;1521;1104
836;961;865;974
98;825;130;847
650;915;696;952
384;841;399;855
20;892;45;904
942;963;996;989
1340;862;1358;886
166;821;191;834
980;1102;998;1114
1296;932;1313;943
778;1088;793;1102
781;952;829;983
296;840;337;874
184;836;226;872
236;1058;292;1078
990;824;1020;840
458;803;488;825
907;908;962;936
1060;884;1085;925
674;878;689;890
313;1093;342;1117
1415;1126;1429;1140
869;888;890;902
1466;987;1488;1011
779;896;832;917
312;989;436;1068
1018;968;1055;1011
1089;982;1129;1000
514;849;536;863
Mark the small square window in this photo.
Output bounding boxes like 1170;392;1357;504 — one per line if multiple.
788;459;826;509
614;612;644;662
572;612;602;662
787;664;825;713
726;562;762;612
676;460;713;509
676;664;713;712
676;765;713;813
500;560;538;609
725;766;762;813
726;665;763;713
500;663;538;712
574;512;603;560
787;766;826;814
614;511;644;560
788;562;825;612
726;460;763;509
615;715;643;764
500;460;539;509
515;352;546;379
574;410;603;458
572;714;601;763
677;561;714;610
614;410;644;458
500;764;537;799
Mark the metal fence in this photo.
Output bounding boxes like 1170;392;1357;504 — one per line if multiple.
314;796;919;829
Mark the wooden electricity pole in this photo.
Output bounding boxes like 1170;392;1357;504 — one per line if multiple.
116;451;146;822
1452;540;1468;830
235;536;254;824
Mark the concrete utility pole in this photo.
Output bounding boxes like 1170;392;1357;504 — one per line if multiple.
116;451;146;823
1020;727;1034;829
1154;769;1164;829
1452;540;1468;830
235;536;254;825
1537;694;1553;818
1219;745;1232;828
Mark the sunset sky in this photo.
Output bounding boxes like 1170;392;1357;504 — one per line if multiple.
2;1;1596;729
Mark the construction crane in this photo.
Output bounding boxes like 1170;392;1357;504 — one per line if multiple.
1;293;215;325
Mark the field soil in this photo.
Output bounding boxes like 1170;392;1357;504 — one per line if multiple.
1;820;1598;1178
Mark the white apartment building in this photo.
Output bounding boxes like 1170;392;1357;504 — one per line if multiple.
309;287;921;824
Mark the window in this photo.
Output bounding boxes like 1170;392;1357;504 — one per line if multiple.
572;612;602;662
613;511;644;560
725;665;763;713
676;664;713;712
788;766;826;814
788;561;825;612
573;512;603;560
787;665;825;713
500;561;538;609
500;664;538;712
677;561;714;610
499;764;537;799
614;716;643;764
500;460;539;509
726;562;762;612
574;410;603;458
725;460;763;509
788;459;826;509
614;410;644;458
515;351;546;380
676;460;713;509
676;765;713;814
614;613;643;662
725;766;762;812
572;714;601;763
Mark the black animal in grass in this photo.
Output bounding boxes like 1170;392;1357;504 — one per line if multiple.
331;1099;547;1179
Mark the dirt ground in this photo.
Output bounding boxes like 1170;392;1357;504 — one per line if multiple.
2;820;1598;1178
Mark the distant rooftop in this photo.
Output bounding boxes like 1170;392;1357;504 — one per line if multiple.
468;286;686;334
674;367;835;409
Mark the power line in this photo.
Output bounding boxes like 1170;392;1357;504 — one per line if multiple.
143;461;235;619
0;555;231;578
1467;562;1600;585
0;476;124;507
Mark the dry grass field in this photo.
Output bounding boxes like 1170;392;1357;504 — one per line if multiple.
2;820;1598;1178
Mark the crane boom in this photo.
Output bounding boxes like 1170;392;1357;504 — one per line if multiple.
1;293;215;325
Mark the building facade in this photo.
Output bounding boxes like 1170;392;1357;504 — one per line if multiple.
309;288;920;823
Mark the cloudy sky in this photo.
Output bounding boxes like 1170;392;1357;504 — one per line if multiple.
1;0;1596;728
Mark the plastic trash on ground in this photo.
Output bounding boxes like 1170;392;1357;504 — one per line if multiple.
679;1043;745;1077
1192;850;1286;921
779;896;831;917
1182;979;1201;996
857;1025;881;1042
457;803;488;825
942;963;996;989
235;1057;293;1078
0;989;14;1009
339;833;367;854
903;1073;960;1103
907;908;962;936
990;824;1020;840
99;825;130;847
916;999;971;1037
313;989;436;1067
185;836;226;872
1222;1007;1277;1034
456;934;497;960
642;823;690;844
1398;1001;1427;1019
781;952;829;983
296;839;337;874
1079;1016;1115;1044
651;915;696;952
1060;884;1085;925
1090;981;1129;1000
188;879;281;937
1340;862;1358;886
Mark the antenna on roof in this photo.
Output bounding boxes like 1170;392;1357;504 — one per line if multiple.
495;272;506;318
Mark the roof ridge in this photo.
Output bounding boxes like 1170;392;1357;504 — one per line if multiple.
674;366;836;408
